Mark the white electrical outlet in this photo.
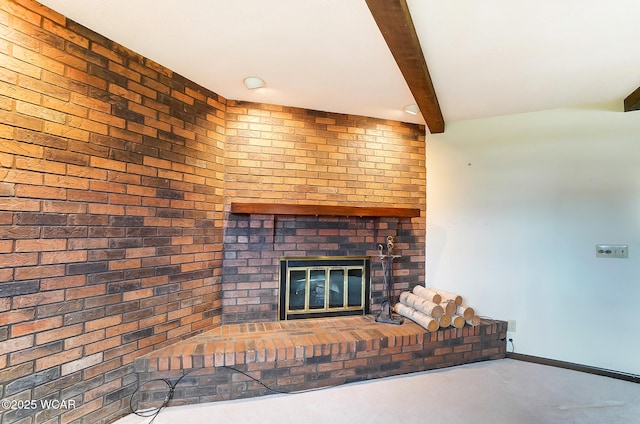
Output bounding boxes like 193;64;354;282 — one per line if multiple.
596;244;628;259
507;320;516;332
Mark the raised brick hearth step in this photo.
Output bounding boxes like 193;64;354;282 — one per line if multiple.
133;316;507;406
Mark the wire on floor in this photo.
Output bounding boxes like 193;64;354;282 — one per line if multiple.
130;365;349;423
130;369;195;424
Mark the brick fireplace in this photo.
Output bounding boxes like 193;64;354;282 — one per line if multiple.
0;3;507;424
221;94;429;325
221;209;424;325
129;203;509;411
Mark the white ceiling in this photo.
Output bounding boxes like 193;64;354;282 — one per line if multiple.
37;0;640;130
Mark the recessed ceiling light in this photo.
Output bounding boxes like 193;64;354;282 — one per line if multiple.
244;76;265;90
404;104;419;115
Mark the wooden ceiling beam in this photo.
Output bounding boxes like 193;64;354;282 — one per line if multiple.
624;86;640;112
365;0;445;133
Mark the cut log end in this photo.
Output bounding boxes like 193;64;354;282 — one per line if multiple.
439;314;451;328
441;301;457;316
451;314;465;328
426;319;439;332
457;305;475;320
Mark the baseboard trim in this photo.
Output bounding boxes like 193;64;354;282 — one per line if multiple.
507;353;640;384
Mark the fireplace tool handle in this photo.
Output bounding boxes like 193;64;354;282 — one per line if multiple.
375;237;404;325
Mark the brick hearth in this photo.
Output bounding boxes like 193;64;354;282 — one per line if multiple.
134;316;507;406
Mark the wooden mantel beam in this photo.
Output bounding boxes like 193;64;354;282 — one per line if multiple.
230;202;421;218
365;0;445;133
624;86;640;112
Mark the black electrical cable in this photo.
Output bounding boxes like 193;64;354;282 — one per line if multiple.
130;369;195;424
223;365;346;395
477;315;495;321
221;366;288;395
130;365;347;423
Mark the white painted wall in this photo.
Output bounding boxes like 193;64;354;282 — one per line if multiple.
426;101;640;375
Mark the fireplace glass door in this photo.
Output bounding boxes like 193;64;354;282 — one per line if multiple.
280;257;370;320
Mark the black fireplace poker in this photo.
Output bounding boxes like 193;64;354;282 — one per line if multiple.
375;236;404;325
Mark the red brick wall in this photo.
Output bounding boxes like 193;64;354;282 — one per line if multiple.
225;101;426;209
1;1;225;422
1;1;426;422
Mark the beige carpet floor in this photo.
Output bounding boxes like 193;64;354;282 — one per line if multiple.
115;358;640;424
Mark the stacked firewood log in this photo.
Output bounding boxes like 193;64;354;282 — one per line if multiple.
393;286;481;332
